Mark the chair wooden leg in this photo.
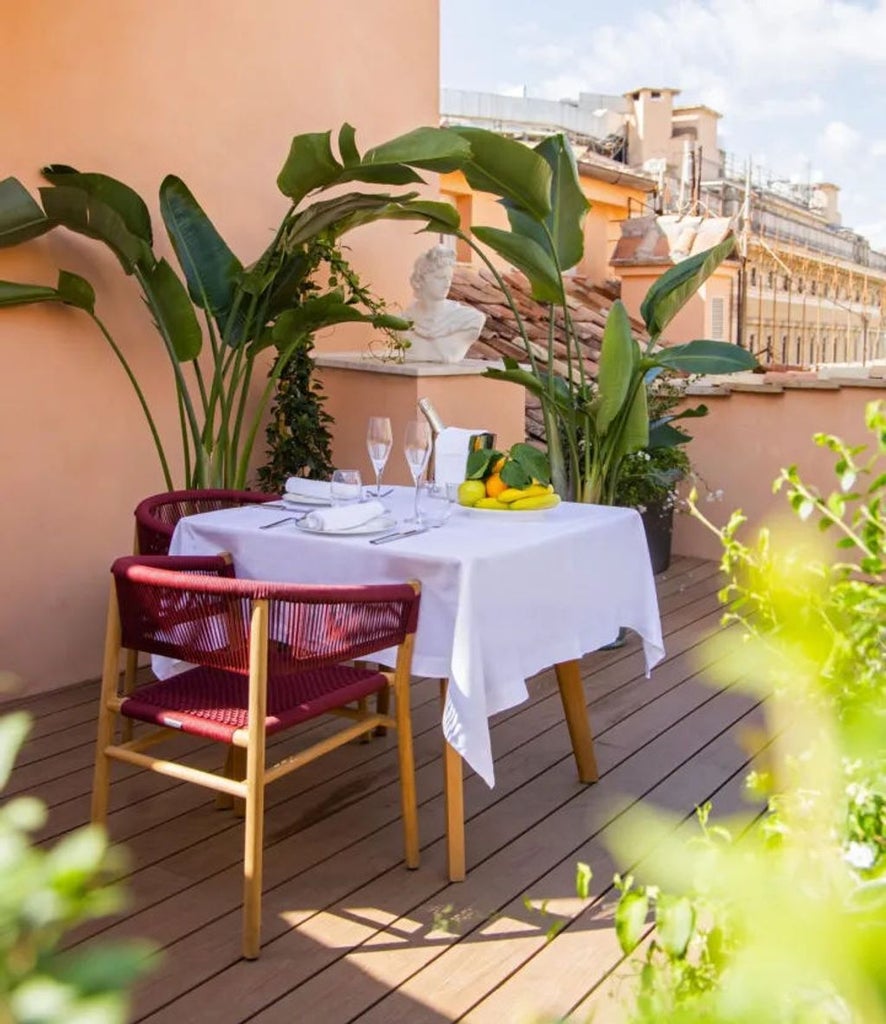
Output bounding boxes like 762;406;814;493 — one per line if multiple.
242;600;269;961
120;649;138;742
393;639;419;869
555;659;599;783
356;697;371;744
231;746;247;817
216;746;239;811
375;683;390;737
440;678;466;882
92;582;122;825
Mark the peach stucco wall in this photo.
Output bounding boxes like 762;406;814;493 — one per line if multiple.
673;383;885;561
0;1;440;695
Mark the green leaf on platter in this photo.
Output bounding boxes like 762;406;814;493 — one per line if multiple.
654;338;757;375
0;279;62;306
452;127;552;220
466;448;502;480
0;711;31;789
615;889;649;955
0;177;55;246
362;126;471;172
39;185;152;273
143;257;202;361
500;460;532;488
508;442;551;484
277;131;343;205
596;301;638;435
41;165;154;245
655;894;695;958
56;270;96;313
338;123;361;167
640;235;735;339
471;226;561;303
159;176;242;332
506;133;589;272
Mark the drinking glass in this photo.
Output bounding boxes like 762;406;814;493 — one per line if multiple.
366;416;393;497
403;420;432;523
330;469;362;505
422;481;457;527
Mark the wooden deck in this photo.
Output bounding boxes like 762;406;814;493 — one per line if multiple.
8;556;763;1023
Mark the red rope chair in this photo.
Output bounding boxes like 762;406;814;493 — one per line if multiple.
134;489;276;556
92;554;421;960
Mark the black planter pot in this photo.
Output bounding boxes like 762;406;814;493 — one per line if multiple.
640;501;674;575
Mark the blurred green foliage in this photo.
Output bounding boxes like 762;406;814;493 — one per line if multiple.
0;713;154;1024
605;400;886;1023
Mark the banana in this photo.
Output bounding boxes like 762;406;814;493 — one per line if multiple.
510;493;561;511
475;497;510;510
498;484;550;504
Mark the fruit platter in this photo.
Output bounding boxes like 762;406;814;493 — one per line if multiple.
457;443;561;513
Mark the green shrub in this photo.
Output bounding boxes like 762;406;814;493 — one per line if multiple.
0;713;153;1024
604;400;886;1024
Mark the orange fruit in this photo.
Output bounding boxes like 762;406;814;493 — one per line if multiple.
485;472;507;499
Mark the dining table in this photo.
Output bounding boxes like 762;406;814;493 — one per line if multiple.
164;486;665;880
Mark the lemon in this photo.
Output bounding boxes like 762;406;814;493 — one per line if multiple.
458;480;486;507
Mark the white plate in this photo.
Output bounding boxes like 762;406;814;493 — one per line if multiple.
463;505;556;522
295;513;397;536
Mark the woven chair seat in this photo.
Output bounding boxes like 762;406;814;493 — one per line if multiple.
121;663;388;743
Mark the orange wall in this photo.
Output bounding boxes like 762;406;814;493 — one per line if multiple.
673;383;885;561
441;169;648;285
0;1;440;695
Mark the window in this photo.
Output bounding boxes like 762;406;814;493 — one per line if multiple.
783;275;790;291
749;266;757;287
710;297;725;340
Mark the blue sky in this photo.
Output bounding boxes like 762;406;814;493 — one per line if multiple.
440;0;886;250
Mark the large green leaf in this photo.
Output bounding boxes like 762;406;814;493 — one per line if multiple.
615;889;649;955
654;338;757;374
143;258;202;361
506;134;588;272
641;235;735;339
41;165;153;245
39;185;152;273
0;280;62;306
56;270;96;313
277;131;343;205
452;127;552;220
647;421;691;449
159;176;242;335
334;198;461;238
471;225;561;303
283;191;419;247
596;301;637;435
362;126;471;172
261;292;406;354
0;177;54;246
618;381;650;457
337;164;425;187
338;123;360;167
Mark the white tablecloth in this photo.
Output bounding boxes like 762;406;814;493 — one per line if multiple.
166;488;664;787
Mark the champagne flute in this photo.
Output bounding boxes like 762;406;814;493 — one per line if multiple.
403;419;432;523
366;416;393;497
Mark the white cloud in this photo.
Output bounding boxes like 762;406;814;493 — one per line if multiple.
818;120;863;161
871;140;886;158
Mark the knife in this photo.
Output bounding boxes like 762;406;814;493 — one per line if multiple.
369;527;429;545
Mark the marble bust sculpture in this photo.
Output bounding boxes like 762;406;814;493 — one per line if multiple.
399;245;486;363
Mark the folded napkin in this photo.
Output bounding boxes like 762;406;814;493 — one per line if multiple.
435;427;491;486
284;477;332;502
302;500;386;532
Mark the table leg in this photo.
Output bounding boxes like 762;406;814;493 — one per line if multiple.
555;659;599;783
440;678;466;882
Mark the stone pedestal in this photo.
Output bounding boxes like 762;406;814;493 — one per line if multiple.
314;353;526;485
